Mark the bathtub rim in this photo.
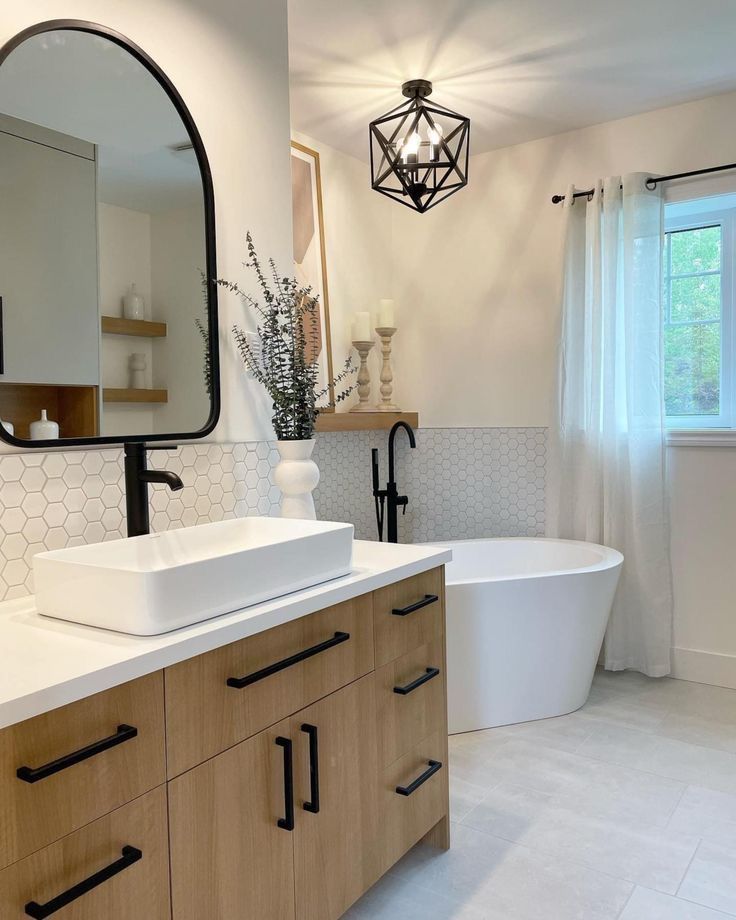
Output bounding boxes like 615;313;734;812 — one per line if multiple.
424;536;624;586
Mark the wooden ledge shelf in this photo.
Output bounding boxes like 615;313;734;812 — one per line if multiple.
315;411;418;433
101;316;167;338
103;388;168;404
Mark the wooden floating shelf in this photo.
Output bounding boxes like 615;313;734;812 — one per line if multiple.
103;388;168;404
101;316;167;338
315;411;419;433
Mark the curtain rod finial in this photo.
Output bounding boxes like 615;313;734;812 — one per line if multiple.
551;194;565;204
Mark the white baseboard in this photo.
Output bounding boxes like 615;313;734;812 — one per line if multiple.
671;646;736;690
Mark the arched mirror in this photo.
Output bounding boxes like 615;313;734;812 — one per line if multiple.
0;20;219;447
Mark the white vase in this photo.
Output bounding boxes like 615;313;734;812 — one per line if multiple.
273;439;320;520
129;352;147;389
30;409;59;440
123;282;145;320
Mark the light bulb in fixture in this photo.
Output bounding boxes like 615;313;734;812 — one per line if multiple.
403;131;421;164
427;123;443;161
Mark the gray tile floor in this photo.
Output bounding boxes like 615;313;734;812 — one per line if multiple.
346;670;736;919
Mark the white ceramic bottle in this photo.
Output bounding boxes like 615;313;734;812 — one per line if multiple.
1;419;14;437
30;409;59;440
123;282;145;320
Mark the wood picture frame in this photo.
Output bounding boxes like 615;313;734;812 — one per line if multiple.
290;141;335;409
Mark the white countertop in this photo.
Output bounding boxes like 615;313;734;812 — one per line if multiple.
0;540;451;730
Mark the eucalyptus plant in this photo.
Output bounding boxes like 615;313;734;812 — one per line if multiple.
217;233;355;440
195;275;212;397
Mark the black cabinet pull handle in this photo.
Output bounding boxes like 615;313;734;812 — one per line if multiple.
301;724;320;814
393;667;441;696
392;594;439;617
396;760;442;796
227;632;350;689
16;724;138;784
24;845;142;918
275;736;294;831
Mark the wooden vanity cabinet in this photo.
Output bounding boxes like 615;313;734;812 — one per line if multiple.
169;674;381;920
290;674;380;920
168;718;296;920
0;566;448;920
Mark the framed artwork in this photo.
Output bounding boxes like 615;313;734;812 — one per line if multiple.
290;140;335;409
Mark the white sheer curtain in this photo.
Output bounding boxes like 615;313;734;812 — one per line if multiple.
547;173;674;677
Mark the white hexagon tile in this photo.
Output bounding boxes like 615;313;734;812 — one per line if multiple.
0;443;281;602
0;429;546;604
313;428;547;543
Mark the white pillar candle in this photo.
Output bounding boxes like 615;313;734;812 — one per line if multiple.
351;311;372;341
377;299;395;328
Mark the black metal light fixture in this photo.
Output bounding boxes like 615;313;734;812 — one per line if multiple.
369;79;470;214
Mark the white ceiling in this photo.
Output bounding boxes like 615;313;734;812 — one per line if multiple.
0;30;202;213
288;0;736;161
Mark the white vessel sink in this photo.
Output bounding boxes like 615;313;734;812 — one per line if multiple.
33;517;354;635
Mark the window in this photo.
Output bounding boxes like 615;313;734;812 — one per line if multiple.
664;197;735;428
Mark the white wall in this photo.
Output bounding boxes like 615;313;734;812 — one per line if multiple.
1;0;293;444
150;204;211;434
97;202;154;436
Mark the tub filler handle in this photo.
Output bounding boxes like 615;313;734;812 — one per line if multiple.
391;594;439;617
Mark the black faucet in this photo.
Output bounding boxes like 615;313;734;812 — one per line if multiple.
123;442;184;537
372;421;416;543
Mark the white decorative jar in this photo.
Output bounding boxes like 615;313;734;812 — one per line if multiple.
30;409;59;440
129;352;147;389
1;419;14;437
273;439;320;520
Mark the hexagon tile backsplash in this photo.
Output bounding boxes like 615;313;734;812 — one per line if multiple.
0;428;547;603
313;428;547;543
0;442;281;602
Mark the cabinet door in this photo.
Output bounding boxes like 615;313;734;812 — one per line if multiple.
168;719;296;920
292;674;380;920
0;125;99;386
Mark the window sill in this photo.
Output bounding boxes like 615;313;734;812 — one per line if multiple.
667;428;736;447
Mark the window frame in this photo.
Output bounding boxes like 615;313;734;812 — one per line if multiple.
664;206;735;430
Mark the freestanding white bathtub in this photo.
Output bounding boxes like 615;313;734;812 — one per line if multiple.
436;538;623;734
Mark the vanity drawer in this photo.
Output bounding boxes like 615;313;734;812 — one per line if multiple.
0;785;170;920
376;638;446;767
373;567;444;667
380;729;448;873
165;593;374;777
0;672;166;870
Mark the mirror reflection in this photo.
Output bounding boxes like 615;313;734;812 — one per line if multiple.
0;29;214;442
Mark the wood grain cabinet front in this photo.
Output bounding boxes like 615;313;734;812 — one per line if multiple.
379;729;449;873
373;568;445;667
169;674;379;920
164;593;375;777
291;674;380;920
0;786;170;920
375;638;446;767
0;672;166;870
168;718;296;920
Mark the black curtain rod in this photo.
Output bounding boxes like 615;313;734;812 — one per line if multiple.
551;161;736;204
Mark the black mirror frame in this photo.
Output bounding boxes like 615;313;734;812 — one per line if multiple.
0;19;220;449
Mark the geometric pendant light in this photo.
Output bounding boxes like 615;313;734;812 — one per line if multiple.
369;79;470;213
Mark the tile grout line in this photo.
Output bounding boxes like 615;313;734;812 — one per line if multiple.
674;836;705;900
614;884;637;920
